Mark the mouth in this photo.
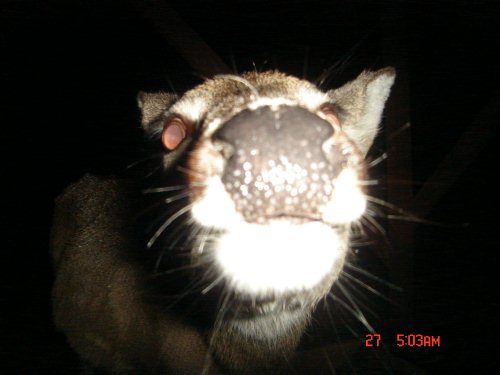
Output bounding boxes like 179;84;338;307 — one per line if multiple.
212;219;347;298
226;293;306;318
252;214;340;227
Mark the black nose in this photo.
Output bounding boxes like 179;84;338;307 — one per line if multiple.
214;105;344;223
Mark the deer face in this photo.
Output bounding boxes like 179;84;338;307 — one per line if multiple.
138;69;395;312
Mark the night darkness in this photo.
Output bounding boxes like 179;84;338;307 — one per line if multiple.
2;0;499;374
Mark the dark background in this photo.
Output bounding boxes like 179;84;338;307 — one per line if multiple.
1;0;499;373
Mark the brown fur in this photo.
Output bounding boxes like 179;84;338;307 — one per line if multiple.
52;176;220;374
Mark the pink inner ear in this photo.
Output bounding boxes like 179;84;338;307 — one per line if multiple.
162;122;186;150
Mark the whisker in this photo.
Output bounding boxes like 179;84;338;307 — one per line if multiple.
365;197;465;227
229;54;239;75
362;214;387;237
350;220;365;236
202;291;232;375
365;152;388;169
151;263;200;277
349;239;377;247
358;179;379;186
364;204;383;215
315;33;367;89
252;60;258;73
338;277;379;318
327;290;374;333
148;203;194;248
145;163;165;178
186;222;205;245
302;46;310;79
143;181;206;197
324;295;360;340
136;198;182;220
349;222;376;247
358;215;385;238
143;185;189;193
259;59;268;72
385;214;467;228
165;191;191;204
158;277;207;303
165;76;179;98
214;74;260;99
197;227;212;255
201;274;225;295
323;344;337;374
126;153;165;170
337;280;374;332
364;195;420;222
341;270;397;305
153;216;195;271
388;121;411;141
344;262;402;291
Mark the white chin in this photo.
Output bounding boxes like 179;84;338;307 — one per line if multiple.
213;221;343;296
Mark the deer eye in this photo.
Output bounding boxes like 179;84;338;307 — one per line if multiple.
162;116;189;151
319;103;341;127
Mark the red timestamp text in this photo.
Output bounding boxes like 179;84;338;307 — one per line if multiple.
365;333;441;347
365;333;382;347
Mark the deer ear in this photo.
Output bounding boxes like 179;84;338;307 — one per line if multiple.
137;91;178;134
327;67;395;155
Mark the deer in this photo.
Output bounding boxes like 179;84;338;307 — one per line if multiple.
51;68;395;374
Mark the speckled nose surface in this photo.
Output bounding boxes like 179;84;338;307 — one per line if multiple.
214;105;344;223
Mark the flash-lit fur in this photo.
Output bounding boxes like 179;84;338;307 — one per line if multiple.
52;69;395;374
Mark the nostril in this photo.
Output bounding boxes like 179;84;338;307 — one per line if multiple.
213;139;235;160
319;103;341;127
322;138;347;169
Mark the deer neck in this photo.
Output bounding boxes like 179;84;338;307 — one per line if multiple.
209;306;310;374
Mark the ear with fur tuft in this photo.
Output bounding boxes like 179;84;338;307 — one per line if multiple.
327;67;396;155
137;91;178;133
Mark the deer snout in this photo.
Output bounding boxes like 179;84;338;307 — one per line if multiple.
214;105;351;224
